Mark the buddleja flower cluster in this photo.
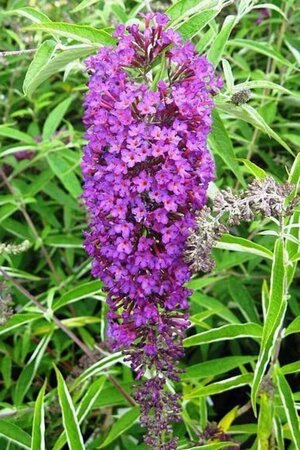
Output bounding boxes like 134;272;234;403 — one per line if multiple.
82;13;221;449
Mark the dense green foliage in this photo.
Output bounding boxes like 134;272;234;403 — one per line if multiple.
0;0;299;448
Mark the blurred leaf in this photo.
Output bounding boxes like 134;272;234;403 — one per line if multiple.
209;110;245;185
177;10;217;39
0;313;42;336
46;153;82;198
207;15;236;67
14;334;51;405
53;280;102;311
0;421;31;449
218;406;239;431
284;316;300;336
257;392;273;449
72;0;99;12
167;0;219;21
4;7;51;23
42;97;73;141
99;407;140;448
43;235;82;247
0;126;35;144
238;159;267;179
228;39;293;67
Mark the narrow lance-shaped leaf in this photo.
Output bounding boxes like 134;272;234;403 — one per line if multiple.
53;377;106;450
207;15;236;67
31;381;47;450
0;421;31;449
23;40;56;96
275;366;300;447
184;322;263;347
185;373;253;399
26;22;116;45
54;367;85;450
42;97;73;140
209;110;245;185
216;234;273;260
251;239;286;414
177;9;217;40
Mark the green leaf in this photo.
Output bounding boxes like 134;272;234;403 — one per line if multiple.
252;3;287;19
236;80;293;96
215;234;273;260
55;367;85;450
190;292;240;324
53;280;102;311
42;97;73;140
238;159;267;179
288;152;300;191
284;316;300;336
23;40;56;96
216;102;293;155
0;126;35;144
53;377;106;450
257;392;273;449
207;15;236;67
227;39;293;67
0;313;42;336
183;323;263;347
0;421;31;449
99;407;140;448
72;0;99;12
167;0;218;21
72;353;124;388
184;444;239;450
275;366;300;447
43;235;82;248
282;361;300;375
1;355;12;389
177;9;217;39
185;373;253;399
14;334;51;405
23;45;93;96
46;153;82;198
31;381;47;450
209;110;244;185
4;7;51;23
228;278;260;323
26;22;116;45
251;239;287;414
182;355;255;380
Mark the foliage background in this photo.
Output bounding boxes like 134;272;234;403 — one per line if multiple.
0;0;299;449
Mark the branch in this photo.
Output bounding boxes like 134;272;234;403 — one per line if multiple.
0;48;37;57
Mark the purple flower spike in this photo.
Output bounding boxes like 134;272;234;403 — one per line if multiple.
82;13;221;449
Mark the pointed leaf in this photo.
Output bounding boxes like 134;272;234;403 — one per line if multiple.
55;367;85;450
